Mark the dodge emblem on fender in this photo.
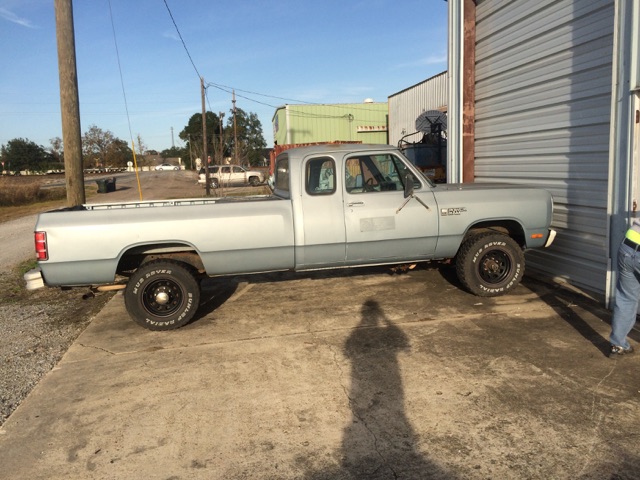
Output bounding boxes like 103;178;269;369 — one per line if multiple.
441;207;467;216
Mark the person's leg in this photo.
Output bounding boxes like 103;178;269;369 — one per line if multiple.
610;245;640;349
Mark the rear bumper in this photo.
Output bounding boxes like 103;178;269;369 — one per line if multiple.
24;267;45;291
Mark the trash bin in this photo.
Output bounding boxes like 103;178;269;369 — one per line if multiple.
106;177;116;192
96;178;107;193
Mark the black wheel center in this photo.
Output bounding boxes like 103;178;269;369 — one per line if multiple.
142;279;183;317
480;252;510;283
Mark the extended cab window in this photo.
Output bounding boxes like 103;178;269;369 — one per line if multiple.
274;157;289;193
345;154;420;193
306;157;335;195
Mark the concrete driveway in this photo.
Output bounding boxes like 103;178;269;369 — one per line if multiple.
0;265;639;479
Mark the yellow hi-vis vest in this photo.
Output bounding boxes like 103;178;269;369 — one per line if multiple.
625;220;640;244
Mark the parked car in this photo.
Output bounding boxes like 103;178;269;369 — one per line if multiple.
155;163;180;171
198;165;265;188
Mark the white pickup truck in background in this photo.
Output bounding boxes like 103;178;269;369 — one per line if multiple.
26;144;555;331
198;164;265;188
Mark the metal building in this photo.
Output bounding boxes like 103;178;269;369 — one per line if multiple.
388;72;448;147
448;0;639;301
272;102;389;147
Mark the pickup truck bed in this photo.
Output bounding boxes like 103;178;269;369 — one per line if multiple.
37;195;292;286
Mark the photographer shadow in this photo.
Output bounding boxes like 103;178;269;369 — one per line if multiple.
305;300;451;479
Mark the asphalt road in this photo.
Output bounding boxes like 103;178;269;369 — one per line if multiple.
0;215;37;272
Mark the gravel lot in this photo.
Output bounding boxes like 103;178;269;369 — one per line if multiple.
0;170;269;425
0;208;115;425
0;271;113;425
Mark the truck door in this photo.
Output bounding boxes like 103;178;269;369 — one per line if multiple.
342;153;438;264
218;166;231;186
298;156;346;267
232;166;245;186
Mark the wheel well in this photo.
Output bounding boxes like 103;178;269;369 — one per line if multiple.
116;244;205;276
463;221;526;247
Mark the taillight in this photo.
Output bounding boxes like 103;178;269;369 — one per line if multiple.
35;231;48;261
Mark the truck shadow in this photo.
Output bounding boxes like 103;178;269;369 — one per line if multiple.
436;261;638;358
193;262;457;326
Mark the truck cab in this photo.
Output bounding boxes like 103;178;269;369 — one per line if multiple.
272;146;439;269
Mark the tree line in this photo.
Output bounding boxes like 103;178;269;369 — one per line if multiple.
0;107;267;173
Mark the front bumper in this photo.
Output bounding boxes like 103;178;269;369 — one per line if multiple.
544;229;557;248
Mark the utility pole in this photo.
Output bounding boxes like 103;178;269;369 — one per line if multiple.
171;126;174;148
201;77;210;196
233;90;238;165
218;112;225;165
54;0;85;206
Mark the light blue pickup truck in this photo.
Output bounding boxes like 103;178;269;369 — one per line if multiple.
26;144;555;331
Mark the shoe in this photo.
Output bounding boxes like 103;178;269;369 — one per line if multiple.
609;344;635;358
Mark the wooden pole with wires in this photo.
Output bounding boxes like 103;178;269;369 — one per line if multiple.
218;112;225;165
233;90;238;165
54;0;85;206
201;77;210;196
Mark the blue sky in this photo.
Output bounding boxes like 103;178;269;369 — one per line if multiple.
1;0;448;153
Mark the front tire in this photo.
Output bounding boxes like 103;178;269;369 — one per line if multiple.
249;176;260;186
456;232;524;297
124;260;200;331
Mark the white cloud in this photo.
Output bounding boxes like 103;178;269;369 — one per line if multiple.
395;54;448;69
0;7;36;28
162;29;180;41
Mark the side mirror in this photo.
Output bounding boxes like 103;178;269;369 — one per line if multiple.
397;173;430;214
403;173;414;198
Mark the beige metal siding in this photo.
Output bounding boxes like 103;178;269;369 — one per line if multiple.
474;0;614;294
388;72;448;146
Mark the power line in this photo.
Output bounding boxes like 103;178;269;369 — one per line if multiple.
159;6;381;125
162;0;201;79
207;82;307;107
207;83;280;110
108;0;146;199
107;0;134;145
206;81;386;114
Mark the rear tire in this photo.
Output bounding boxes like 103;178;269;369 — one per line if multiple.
211;177;220;189
456;232;524;297
124;259;200;331
249;176;260;186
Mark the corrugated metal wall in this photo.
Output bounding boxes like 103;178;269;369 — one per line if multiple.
388;72;448;147
474;0;614;295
